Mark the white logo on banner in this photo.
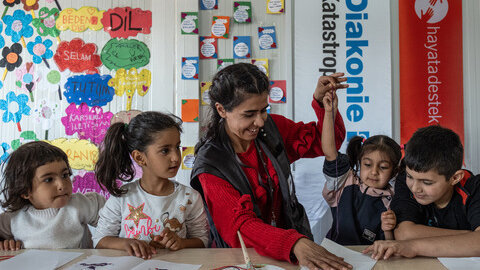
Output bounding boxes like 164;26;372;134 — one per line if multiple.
414;0;449;24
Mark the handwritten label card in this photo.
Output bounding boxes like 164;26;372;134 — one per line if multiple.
233;2;252;23
181;57;199;80
61;103;113;145
56;7;104;32
267;0;285;14
200;36;217;59
200;0;218;10
49;138;98;171
64;74;115;107
211;16;230;39
217;58;234;71
269;80;286;103
101;39;150;70
251;58;269;76
233;36;251;59
101;7;152;38
54;38;102;74
258;26;277;50
200;81;212;105
181;12;198;34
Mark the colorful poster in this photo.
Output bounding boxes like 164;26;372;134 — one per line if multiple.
267;0;285;14
101;39;150;70
61;103;114;145
199;36;217;59
64;74;115;107
54;38;102;74
101;7;152;38
399;0;464;145
181;99;199;122
217;58;234;71
48;138;98;171
258;26;277;50
200;81;212;105
181;146;195;170
181;12;198;35
211;16;230;39
181;57;199;80
108;68;151;111
233;36;251;59
269;80;286;103
251;58;269;76
200;0;218;10
233;2;252;23
56;7;104;32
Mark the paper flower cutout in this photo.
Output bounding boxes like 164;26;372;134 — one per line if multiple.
3;0;20;7
21;0;38;11
0;43;22;71
0;142;10;163
2;10;33;43
34;98;60;139
27;36;53;64
0;91;30;131
11;130;38;150
36;65;70;100
0;21;4;48
16;62;40;101
32;7;60;37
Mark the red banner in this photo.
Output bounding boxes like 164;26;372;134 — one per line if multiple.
399;0;464;145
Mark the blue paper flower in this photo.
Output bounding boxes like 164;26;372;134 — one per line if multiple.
0;21;5;48
0;91;30;124
2;9;33;43
27;36;53;64
0;142;10;163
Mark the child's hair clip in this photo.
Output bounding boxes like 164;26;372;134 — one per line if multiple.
400;143;405;150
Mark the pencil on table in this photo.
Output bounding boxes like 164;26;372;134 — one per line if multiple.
237;231;255;270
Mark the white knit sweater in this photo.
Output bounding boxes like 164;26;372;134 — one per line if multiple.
93;180;209;247
0;192;106;248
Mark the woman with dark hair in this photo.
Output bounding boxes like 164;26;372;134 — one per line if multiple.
191;63;351;269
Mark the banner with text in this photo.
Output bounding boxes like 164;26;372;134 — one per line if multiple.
399;0;464;145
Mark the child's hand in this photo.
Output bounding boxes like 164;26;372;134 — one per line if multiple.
154;227;185;251
322;91;338;113
381;210;397;232
362;240;417;260
0;239;22;251
314;73;348;102
122;238;157;259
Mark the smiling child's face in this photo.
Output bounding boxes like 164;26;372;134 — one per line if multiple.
22;160;72;210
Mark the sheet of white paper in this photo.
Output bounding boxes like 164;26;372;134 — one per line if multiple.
0;249;82;270
304;238;377;270
438;257;480;270
65;255;144;270
131;259;201;270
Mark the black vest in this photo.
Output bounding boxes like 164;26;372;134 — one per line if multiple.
191;115;313;247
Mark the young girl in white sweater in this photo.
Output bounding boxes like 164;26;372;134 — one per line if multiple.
93;111;208;259
0;141;106;250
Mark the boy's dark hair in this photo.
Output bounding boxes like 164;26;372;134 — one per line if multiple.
404;125;463;180
95;111;182;197
347;135;402;179
1;141;71;212
195;63;270;154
